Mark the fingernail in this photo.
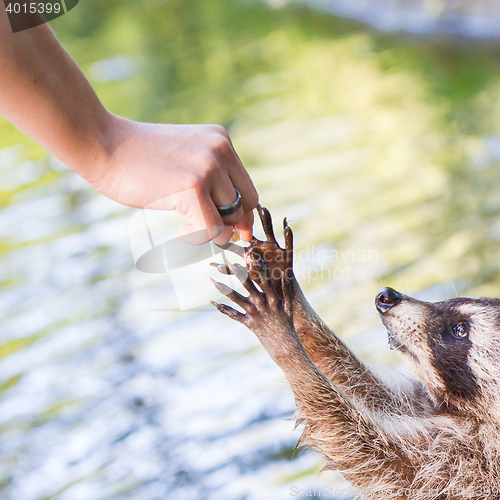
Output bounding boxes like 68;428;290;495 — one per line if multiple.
231;227;240;242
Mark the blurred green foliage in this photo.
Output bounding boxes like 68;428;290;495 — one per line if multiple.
2;0;500;319
3;2;500;494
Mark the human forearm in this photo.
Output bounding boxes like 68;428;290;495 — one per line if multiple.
0;7;112;180
0;5;258;244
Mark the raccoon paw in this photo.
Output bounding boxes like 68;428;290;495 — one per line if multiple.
210;260;295;352
245;205;295;300
211;205;294;300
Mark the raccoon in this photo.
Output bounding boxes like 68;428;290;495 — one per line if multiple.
211;206;500;500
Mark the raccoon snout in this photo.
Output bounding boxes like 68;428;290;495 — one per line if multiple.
376;287;403;313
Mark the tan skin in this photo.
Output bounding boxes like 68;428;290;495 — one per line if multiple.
0;6;258;244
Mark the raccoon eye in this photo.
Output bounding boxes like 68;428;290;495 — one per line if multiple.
451;322;468;338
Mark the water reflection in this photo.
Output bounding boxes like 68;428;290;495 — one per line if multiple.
302;0;500;38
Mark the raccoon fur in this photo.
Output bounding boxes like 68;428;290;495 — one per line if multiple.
211;206;500;500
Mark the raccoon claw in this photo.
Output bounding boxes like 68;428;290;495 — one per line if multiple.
257;204;278;244
211;254;294;339
243;206;296;299
210;300;247;322
210;262;231;275
283;218;293;268
211;206;296;314
211;261;249;281
214;241;245;258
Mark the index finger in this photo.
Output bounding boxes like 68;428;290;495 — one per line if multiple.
235;211;254;242
178;190;233;245
148;187;231;245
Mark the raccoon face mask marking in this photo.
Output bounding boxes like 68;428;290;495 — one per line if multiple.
216;208;500;497
376;288;500;413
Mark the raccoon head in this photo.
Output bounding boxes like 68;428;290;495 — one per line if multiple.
376;287;500;417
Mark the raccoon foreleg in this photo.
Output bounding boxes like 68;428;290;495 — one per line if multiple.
288;280;406;414
211;263;415;495
218;205;405;414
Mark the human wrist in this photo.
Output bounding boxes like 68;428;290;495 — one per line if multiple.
68;109;126;188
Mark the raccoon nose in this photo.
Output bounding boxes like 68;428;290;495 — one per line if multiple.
376;287;402;313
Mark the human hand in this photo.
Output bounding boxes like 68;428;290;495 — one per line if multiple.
0;14;257;245
85;116;258;245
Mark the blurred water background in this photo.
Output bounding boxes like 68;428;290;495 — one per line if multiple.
3;0;500;498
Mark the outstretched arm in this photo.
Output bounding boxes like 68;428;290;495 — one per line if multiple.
218;206;422;415
211;263;416;493
0;6;258;244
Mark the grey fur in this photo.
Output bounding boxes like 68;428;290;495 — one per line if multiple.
213;207;500;499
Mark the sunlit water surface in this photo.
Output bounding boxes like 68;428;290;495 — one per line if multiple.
2;1;500;499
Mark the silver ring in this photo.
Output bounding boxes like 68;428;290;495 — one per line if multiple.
216;189;242;217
